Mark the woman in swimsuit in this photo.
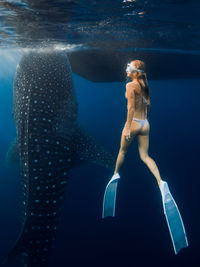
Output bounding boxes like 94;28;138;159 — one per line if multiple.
102;60;188;253
113;59;162;187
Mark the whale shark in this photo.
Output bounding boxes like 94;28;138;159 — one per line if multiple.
6;50;115;266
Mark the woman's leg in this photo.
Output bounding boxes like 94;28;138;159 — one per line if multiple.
137;133;162;186
114;129;134;175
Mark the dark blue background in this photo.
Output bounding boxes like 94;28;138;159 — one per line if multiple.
0;64;199;266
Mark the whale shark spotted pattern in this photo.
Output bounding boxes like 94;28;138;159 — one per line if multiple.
8;50;114;266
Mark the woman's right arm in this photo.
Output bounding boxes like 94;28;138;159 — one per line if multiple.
124;83;135;140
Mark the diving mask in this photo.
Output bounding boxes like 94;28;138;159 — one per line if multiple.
126;62;144;73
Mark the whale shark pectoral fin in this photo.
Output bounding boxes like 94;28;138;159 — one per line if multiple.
3;234;26;265
72;127;115;170
6;137;20;164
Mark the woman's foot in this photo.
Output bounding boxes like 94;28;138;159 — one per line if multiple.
157;178;162;188
110;173;120;182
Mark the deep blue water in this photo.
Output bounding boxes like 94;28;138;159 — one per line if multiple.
0;53;200;266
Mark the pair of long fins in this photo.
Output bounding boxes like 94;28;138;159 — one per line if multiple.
102;173;189;255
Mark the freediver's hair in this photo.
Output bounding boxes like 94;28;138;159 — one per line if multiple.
131;60;150;100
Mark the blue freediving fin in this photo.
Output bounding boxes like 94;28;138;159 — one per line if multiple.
159;180;188;254
102;173;120;218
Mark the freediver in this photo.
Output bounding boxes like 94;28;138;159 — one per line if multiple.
102;60;188;254
113;59;161;186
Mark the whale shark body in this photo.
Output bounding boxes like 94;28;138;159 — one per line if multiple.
7;50;114;266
